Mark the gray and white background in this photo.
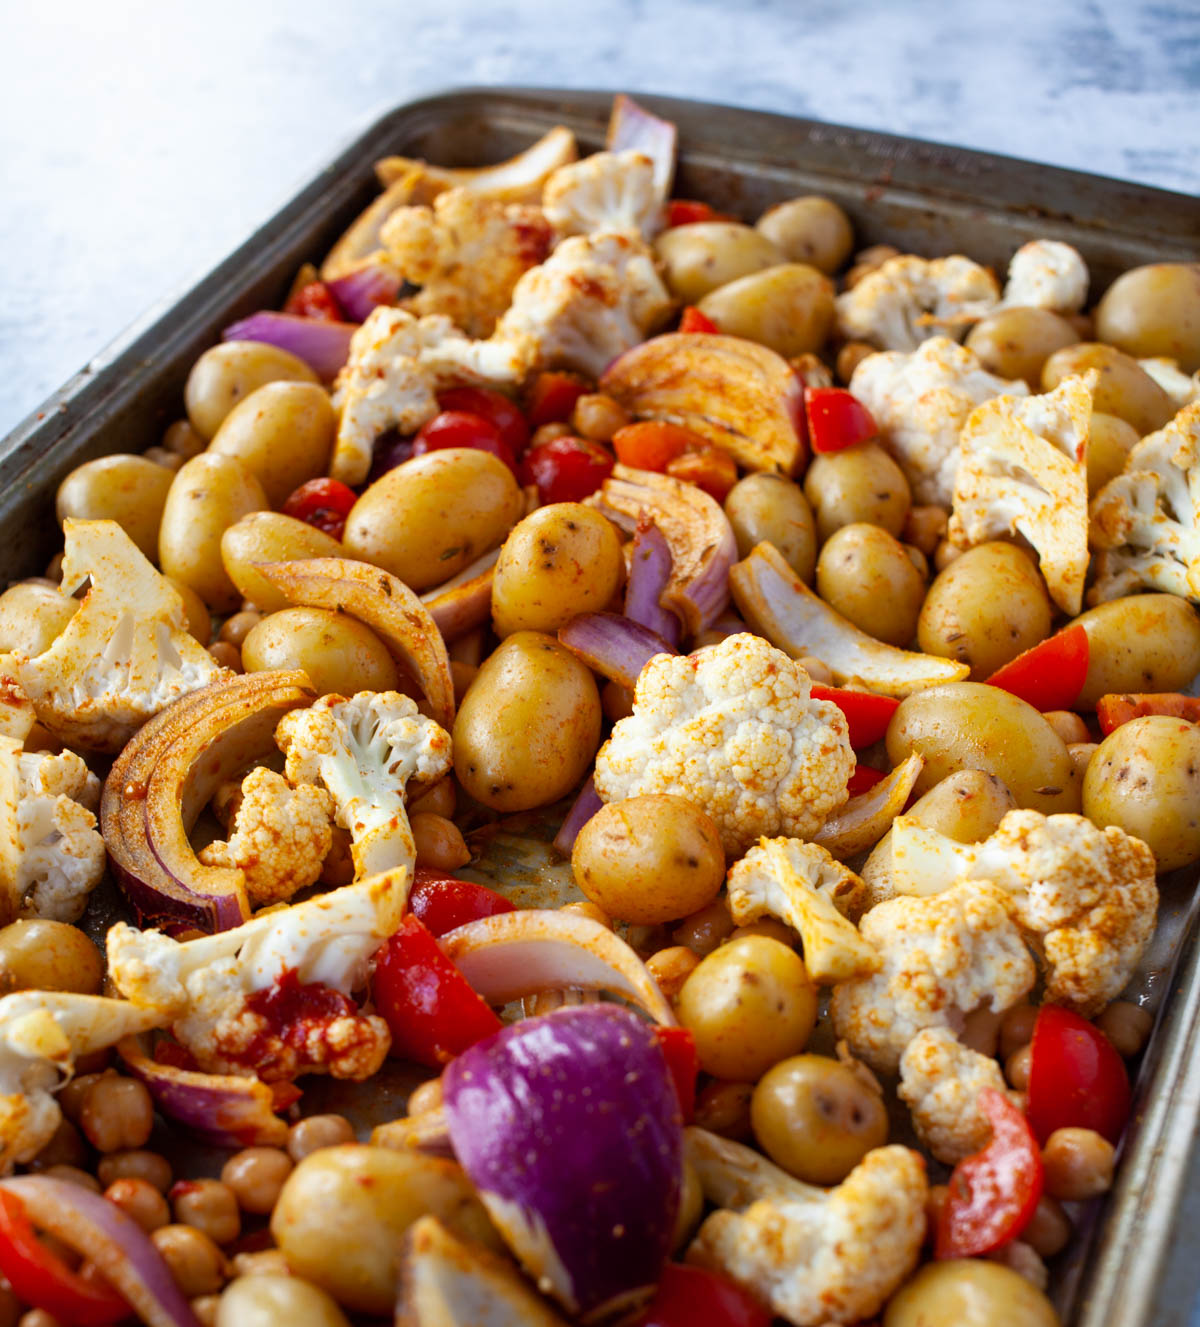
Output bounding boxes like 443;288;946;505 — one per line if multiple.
1;0;1198;1315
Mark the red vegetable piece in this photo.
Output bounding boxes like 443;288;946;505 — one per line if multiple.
519;435;615;504
612;420;703;472
810;684;901;748
679;306;719;334
665;200;736;228
412;410;516;472
847;764;887;796
283;280;345;322
936;1087;1043;1260
1096;691;1200;735
1026;1004;1132;1145
374;915;503;1068
408;868;515;938
985;623;1089;713
665;446;739;503
653;1026;698;1123
438;386;530;455
525;371;589;427
634;1262;770;1327
0;1190;129;1325
281;477;358;541
803;386;879;454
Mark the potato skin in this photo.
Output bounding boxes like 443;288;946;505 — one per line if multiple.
0;582;78;656
724;473;817;582
697;263;835;358
1041;342;1174;435
1086;412;1140;497
755;196;854;274
221;512;346;614
208;381;335;507
803;442;910;543
56;454;175;560
185;341;318;441
1075;594;1200;708
241;607;399;697
884;1259;1059;1327
654;222;783;304
816;522;925;647
964;306;1079;387
1094;262;1200;374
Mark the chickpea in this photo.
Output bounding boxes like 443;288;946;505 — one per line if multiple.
1069;740;1098;781
27;1119;87;1171
104;1178;170;1233
1043;709;1090;745
933;537;962;572
1023;1194;1072;1258
163;420;207;459
98;1148;173;1193
287;1114;355;1162
693;1080;755;1139
410;811;471;872
961;1005;1002;1058
1006;1043;1033;1091
844;243;901;289
559;899;612;929
1095;1000;1154;1057
151;1225;228;1298
571;393;629;441
406;1078;443;1117
672;896;734;957
191;1298;220;1327
230;1250;292;1278
903;504;949;556
530;421;572;448
1041;1127;1115;1201
601;679;634;722
42;1164;101;1192
221;1148;294;1216
836;340;876;384
79;1074;154;1152
144;446;184;471
408;776;456;820
56;1071;103;1125
218;610;261;648
727;919;795;947
1000;1003;1039;1059
646;945;701;1001
208;641;242;671
171;1179;241;1246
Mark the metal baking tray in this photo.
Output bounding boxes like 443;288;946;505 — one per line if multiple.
3;87;1199;1326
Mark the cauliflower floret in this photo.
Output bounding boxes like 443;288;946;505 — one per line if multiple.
1139;357;1200;412
726;838;878;983
1089;400;1200;603
850;338;1028;507
1000;240;1089;313
835;254;999;353
381;187;553;338
887;809;1158;1015
949;373;1094;614
685;1127;927;1326
198;767;334;908
898;1026;1018;1164
542;150;662;241
830;880;1035;1074
12;520;229;753
107;871;405;1081
276;691;451;883
594;635;853;858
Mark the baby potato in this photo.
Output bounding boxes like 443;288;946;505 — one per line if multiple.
755;196;854;275
1087;411;1140;496
654;222;783;304
159;454;267;612
964;305;1079;386
697;263;835;358
815;523;925;646
803;442;911;543
241;607;398;697
209;381;336;507
453;632;601;812
0;919;104;994
1042;342;1174;435
1095;262;1200;373
0;581;78;656
185;341;318;441
886;681;1079;813
220;512;346;614
884;1259;1060;1327
1083;716;1200;871
216;1275;350;1327
55;454;175;559
344;449;522;592
724;473;817;581
571;795;725;924
168;577;212;643
1075;593;1200;708
492;503;623;637
917;542;1052;679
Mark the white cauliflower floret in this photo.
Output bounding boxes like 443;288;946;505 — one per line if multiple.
830;880;1035;1074
1089;400;1200;603
726;838;877;983
836;254;999;352
594;635;853;858
685;1127;927;1326
107;871;405;1081
850;338;1028;507
1000;240;1089;313
1140;357;1200;411
198;767;334;907
0;992;163;1172
12;520;229;753
381;187;552;338
898;1026;1018;1164
887;809;1158;1016
949;373;1094;614
276;691;451;883
542;150;662;241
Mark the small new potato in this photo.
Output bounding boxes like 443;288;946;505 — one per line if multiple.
185;341;319;441
1087;412;1140;496
677;936;817;1081
169;578;212;643
803;442;911;543
492;503;623;637
1042;342;1174;435
1095;262;1200;373
217;1275;350;1327
964;305;1079;387
883;1259;1060;1327
1083;715;1200;871
697;263;835;358
209;381;336;507
653;222;783;304
571;795;725;924
724;473;816;582
0;582;78;656
816;523;924;647
0;920;103;995
220;512;346;614
1075;594;1200;708
55;454;175;559
241;608;398;697
755;196;854;274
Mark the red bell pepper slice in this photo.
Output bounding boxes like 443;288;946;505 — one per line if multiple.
1096;691;1200;735
408;868;515;938
1026;1004;1132;1145
847;764;886;796
0;1190;128;1325
803;386;879;454
653;1026;698;1123
634;1262;770;1327
665;199;737;228
678;305;719;334
612;420;706;472
810;684;901;748
525;371;589;427
985;623;1089;713
373;915;502;1068
664;447;739;503
936;1087;1043;1260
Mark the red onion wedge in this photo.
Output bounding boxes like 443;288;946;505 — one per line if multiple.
558;612;676;688
0;1174;201;1327
552;775;603;856
222;313;357;381
813;752;925;861
625;515;681;647
326;259;402;322
606;94;678;208
442;1005;682;1321
421;548;500;643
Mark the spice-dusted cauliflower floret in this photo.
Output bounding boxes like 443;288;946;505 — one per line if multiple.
198;767;334;908
887;809;1158;1015
831;881;1035;1074
381;187;553;339
1089;400;1200;603
542;150;662;241
898;1026;1018;1164
685;1127;927;1326
1000;240;1090;313
835;254;999;353
593;635;854;858
949;374;1094;615
850;338;1028;507
276;691;452;883
726;838;878;983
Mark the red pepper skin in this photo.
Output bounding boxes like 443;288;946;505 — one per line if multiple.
412;410;517;473
612;420;704;472
678;305;719;334
665;200;737;228
280;477;358;541
652;1026;698;1122
985;623;1090;713
284;280;344;322
437;386;530;455
1096;691;1200;734
847;764;887;796
0;1191;128;1325
634;1262;771;1327
803;387;879;454
810;684;901;748
408;868;515;938
519;435;615;504
525;371;589;427
1026;1004;1132;1145
936;1087;1044;1260
373;915;502;1068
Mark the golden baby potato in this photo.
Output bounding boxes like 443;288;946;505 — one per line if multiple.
221;512;346;614
56;454;175;560
698;263;835;357
816;523;925;647
185;340;318;441
241;607;398;697
0;582;78;657
884;1260;1060;1327
964;305;1079;387
1074;594;1200;708
755;196;854;274
654;222;783;304
724;473;817;582
1041;342;1174;435
1095;262;1200;373
209;381;336;506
